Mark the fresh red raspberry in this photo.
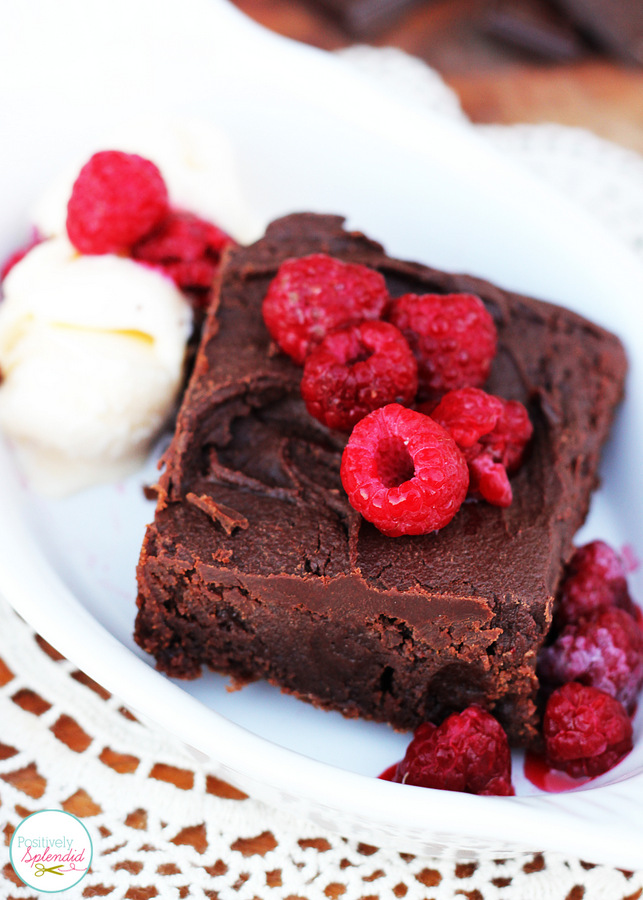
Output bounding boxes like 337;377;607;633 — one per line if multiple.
340;403;468;537
300;321;418;431
555;541;637;629
262;254;389;364
543;682;633;778
0;231;42;282
466;453;513;508
429;387;504;449
431;387;533;507
478;396;533;471
66;151;169;254
132;210;233;303
392;707;514;796
388;293;497;401
538;607;643;714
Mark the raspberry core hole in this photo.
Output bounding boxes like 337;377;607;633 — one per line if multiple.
347;347;373;365
376;435;415;488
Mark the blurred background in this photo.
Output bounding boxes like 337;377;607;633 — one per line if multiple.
231;0;643;153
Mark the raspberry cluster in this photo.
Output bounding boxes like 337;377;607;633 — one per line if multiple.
431;387;533;507
537;541;641;779
385;540;640;797
262;253;533;536
64;150;234;306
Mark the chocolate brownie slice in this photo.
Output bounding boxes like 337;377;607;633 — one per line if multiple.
134;213;627;745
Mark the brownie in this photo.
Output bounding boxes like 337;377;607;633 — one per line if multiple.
134;213;627;746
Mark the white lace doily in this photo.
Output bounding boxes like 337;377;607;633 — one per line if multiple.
2;46;643;900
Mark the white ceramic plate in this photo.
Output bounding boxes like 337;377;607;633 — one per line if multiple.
1;0;643;869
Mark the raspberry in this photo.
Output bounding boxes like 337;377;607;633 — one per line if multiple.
431;387;533;507
429;387;504;449
300;321;418;431
262;254;389;364
340;403;468;536
555;541;637;628
66;151;169;254
537;607;643;713
466;454;513;508
388;293;497;401
477;395;533;471
543;682;633;778
132;210;233;302
392;707;514;796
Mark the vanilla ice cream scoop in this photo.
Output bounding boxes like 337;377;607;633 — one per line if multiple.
0;238;192;496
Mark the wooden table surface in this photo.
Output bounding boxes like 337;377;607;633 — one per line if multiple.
231;0;643;155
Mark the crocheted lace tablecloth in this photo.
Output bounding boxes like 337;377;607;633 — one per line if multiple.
2;46;643;900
